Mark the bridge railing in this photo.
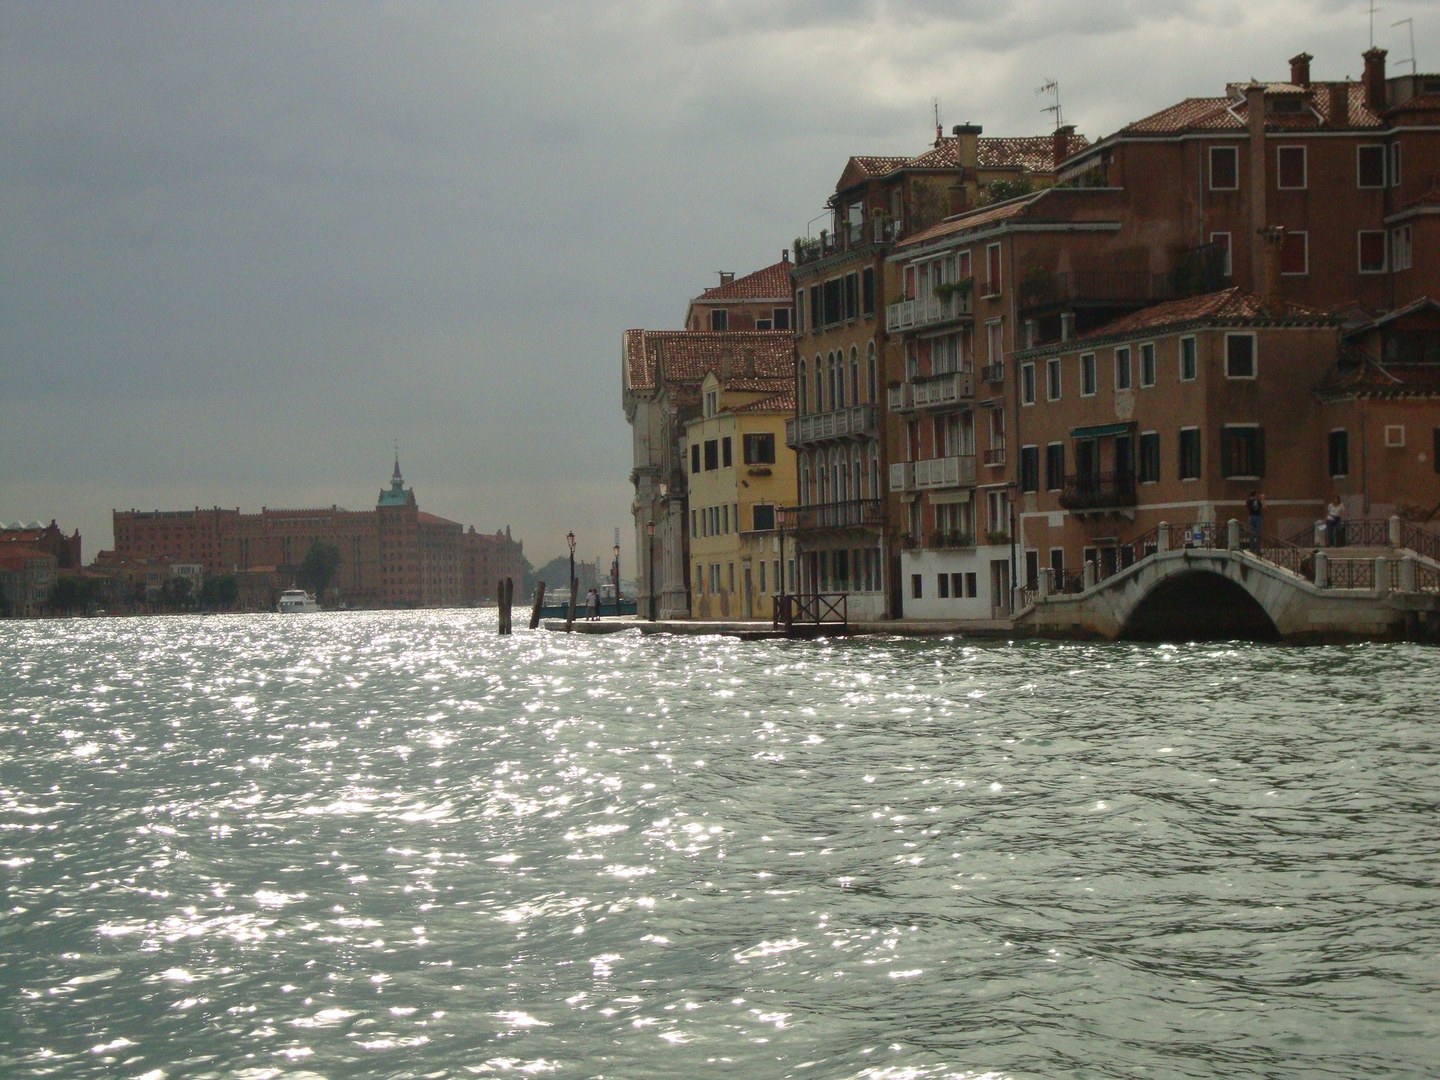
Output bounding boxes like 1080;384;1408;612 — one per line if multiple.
773;593;849;633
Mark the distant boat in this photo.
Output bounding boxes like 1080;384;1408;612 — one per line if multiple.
277;589;320;613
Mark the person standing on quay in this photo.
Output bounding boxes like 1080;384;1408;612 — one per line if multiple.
586;587;600;620
1246;490;1265;554
1326;495;1346;548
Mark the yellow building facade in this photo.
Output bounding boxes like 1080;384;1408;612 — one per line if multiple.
684;372;797;620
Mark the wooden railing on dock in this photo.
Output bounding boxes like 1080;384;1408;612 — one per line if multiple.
773;593;849;636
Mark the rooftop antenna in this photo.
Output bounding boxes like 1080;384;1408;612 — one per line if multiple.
1392;17;1417;74
1036;79;1064;129
1369;0;1379;47
933;97;942;143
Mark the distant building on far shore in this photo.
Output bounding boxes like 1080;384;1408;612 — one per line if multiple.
1;519;82;568
106;458;523;609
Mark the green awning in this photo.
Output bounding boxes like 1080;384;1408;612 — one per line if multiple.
1070;421;1137;439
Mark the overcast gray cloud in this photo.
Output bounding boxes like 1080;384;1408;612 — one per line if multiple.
1;0;1430;563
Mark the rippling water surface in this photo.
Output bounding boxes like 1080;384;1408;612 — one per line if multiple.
2;612;1438;1079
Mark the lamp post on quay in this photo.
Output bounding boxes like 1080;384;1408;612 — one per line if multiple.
646;520;657;622
565;531;577;631
613;540;622;617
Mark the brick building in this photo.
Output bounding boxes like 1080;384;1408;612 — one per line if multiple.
788;125;1089;617
0;546;57;617
110;459;516;608
0;520;82;569
685;258;794;332
462;526;526;604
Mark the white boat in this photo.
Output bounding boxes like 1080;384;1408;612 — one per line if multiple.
277;589;320;613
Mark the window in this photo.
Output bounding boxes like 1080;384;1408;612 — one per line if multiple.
867;344;877;403
710;309;728;331
987;489;1010;538
809;285;821;330
1045;443;1065;491
1046;357;1061;400
1394;225;1413;271
1138;342;1156;388
938;573;950;599
844;272;859;321
1115;346;1132;390
722;504;730;534
703;439;719;471
1221;425;1265;478
823;278;843;325
773;307;791;331
986;321;1003;370
710;564;720;593
1391;142;1402;187
743;433;776;464
861;267;875;316
1225;334;1256;379
1210;232;1233;276
1328;429;1349;478
704;389;718;416
1179;336;1198;381
1280;231;1308;275
759;559;766;594
1210;146;1239;189
796;290;807;333
1277;145;1307;189
1139;431;1160;483
911;574;923;599
691;509;698;536
691;444;701;474
1358;144;1386;188
756;318;772;330
748;504;775;533
1080;352;1097;396
1435;428;1440;474
950;572;964;599
721;436;733;468
1359;230;1387;273
797;360;807;413
1019;445;1040;492
1179;427;1202;480
985;243;1002;296
1021;362;1036;405
1385;424;1406;448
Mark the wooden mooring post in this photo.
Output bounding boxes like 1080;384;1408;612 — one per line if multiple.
497;577;514;635
565;578;579;632
528;581;547;630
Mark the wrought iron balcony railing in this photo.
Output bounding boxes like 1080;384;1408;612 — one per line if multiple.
1058;472;1138;510
785;404;879;448
779;499;886;533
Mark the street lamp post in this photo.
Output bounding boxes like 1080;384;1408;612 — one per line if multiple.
565;531;577;631
613;541;622;617
646;520;657;621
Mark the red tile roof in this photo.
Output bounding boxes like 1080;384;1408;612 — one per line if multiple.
695;259;793;302
1321;347;1440;399
624;330;794;392
1120;82;1384;135
894;190;1048;250
1078;287;1331;339
731;386;797;414
416;511;462;527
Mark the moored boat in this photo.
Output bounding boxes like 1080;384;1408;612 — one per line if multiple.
277;589;320;613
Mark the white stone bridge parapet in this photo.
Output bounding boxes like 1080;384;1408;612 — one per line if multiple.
1018;520;1440;642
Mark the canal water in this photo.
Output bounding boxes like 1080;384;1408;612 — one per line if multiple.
2;612;1437;1079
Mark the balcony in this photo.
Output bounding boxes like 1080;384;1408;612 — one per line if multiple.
914;370;974;409
981;363;1005;385
889;462;914;492
983;448;1006;466
886;382;914;412
914;455;976;490
884;291;973;334
1058;472;1138;511
785;404;879;448
779;499;886;533
794;218;902;267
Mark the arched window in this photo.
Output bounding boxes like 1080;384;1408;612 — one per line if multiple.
817;453;829;503
798;451;810;504
866;343;877;403
869;443;880;498
850;347;860;406
813;356;823;415
831;447;844;502
827;351;839;409
798;359;808;414
851;444;863;499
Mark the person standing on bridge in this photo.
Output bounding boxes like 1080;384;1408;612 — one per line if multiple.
1246;491;1265;554
1326;495;1346;548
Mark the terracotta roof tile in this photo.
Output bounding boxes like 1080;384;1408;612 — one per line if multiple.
1322;349;1440;398
1066;287;1331;343
849;155;910;178
893;134;1091;174
416;511;461;527
731;386;797;414
1120;83;1383;135
695;259;793;302
894;190;1048;250
624;330;794;392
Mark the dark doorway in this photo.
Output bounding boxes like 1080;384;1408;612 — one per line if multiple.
1121;570;1281;642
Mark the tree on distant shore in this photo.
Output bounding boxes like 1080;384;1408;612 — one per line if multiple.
299;542;342;603
49;576;101;614
200;575;239;610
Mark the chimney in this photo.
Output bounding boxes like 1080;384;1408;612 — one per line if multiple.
719;271;735;286
1289;51;1312;86
951;123;982;174
781;249;790;263
1052;124;1076;169
1258;226;1286;300
1245;83;1268;293
1328;81;1350;128
1363;47;1388;112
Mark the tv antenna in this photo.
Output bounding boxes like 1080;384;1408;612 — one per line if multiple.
1369;0;1379;47
1036;79;1064;129
1392;17;1417;74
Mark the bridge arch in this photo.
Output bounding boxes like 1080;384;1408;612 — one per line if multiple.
1118;567;1281;642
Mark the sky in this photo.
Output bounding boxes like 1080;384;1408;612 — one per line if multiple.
1;1;1432;566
